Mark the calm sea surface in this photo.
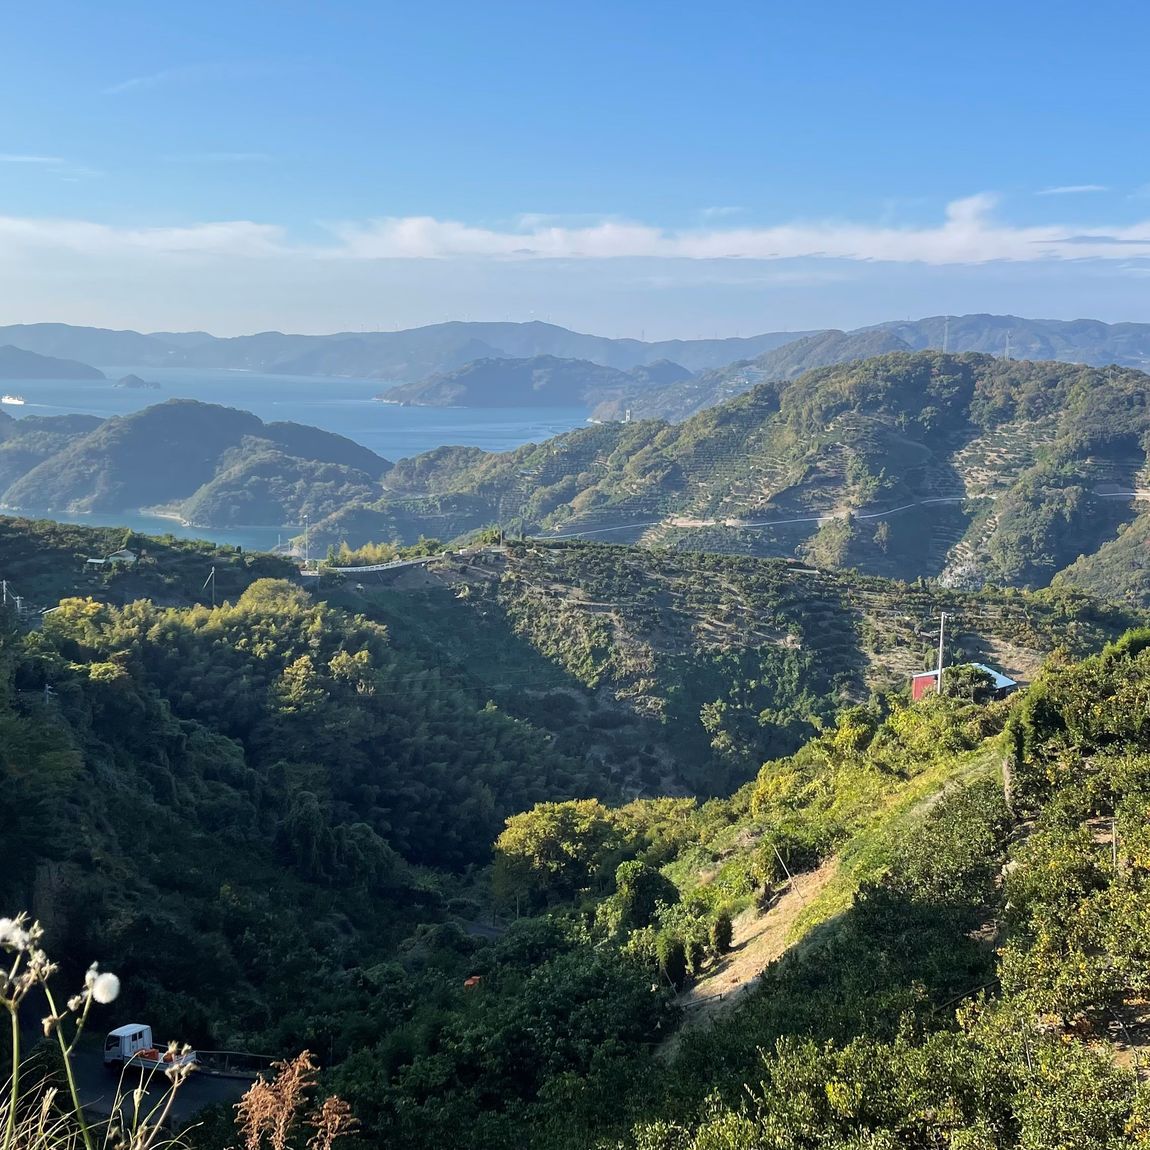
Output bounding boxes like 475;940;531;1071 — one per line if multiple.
1;365;588;550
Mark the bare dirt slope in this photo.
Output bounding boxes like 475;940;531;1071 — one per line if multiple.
658;857;838;1060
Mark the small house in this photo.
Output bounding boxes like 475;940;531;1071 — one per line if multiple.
85;549;138;569
911;663;1019;702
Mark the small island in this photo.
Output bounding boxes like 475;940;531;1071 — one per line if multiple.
115;374;162;391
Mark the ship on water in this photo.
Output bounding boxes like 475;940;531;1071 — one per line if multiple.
1;394;26;406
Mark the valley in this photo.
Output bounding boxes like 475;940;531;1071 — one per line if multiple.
5;335;1150;1150
10;9;1150;1148
3;489;1149;1150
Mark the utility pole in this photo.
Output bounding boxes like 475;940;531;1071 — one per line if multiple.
1004;331;1012;361
303;514;310;569
942;315;950;354
202;566;216;608
937;611;947;697
1;580;7;606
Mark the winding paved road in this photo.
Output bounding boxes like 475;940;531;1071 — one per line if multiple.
18;997;251;1124
546;488;1150;541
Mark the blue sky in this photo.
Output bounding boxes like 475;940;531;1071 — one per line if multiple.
2;0;1149;336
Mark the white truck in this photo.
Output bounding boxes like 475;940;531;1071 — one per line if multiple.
103;1025;198;1073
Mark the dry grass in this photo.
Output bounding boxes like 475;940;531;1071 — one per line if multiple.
235;1052;356;1150
657;858;839;1060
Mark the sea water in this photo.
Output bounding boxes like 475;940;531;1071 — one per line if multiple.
2;366;587;460
1;366;589;549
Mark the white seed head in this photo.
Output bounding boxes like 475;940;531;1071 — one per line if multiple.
91;972;120;1004
0;916;31;952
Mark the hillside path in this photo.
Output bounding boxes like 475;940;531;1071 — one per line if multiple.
657;857;837;1060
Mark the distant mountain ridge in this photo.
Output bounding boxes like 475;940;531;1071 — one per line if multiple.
0;320;809;381
592;329;914;421
3;314;1148;407
0;344;105;381
589;317;1150;422
381;354;694;408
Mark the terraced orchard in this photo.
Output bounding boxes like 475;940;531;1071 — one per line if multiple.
346;541;1141;796
322;352;1150;601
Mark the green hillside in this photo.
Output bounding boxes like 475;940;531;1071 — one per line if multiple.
0;400;392;527
5;353;1150;606
591;327;914;421
1;573;603;1044
0;413;102;490
4;509;1150;1149
324;540;1139;795
331;352;1150;600
0;514;296;607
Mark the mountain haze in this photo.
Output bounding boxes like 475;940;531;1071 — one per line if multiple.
382;354;694;408
3;314;1148;389
0;344;105;380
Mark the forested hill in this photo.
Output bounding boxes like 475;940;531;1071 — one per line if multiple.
335;351;1150;602
5;515;1138;805
381;354;694;409
6;506;1150;1146
7;353;1150;603
379;353;692;408
0;568;603;1052
591;327;914;421
348;539;1140;794
0;399;392;527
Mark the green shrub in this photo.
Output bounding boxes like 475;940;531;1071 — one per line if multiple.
657;935;688;990
710;910;733;954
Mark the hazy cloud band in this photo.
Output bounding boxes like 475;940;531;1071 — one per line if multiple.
3;195;1150;265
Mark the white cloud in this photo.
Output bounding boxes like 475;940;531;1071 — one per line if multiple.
0;154;102;180
1036;184;1109;195
0;216;284;257
103;61;276;97
0;154;67;165
103;68;187;95
327;195;1150;264
3;195;1150;268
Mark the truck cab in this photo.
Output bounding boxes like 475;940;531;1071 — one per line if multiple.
104;1024;152;1066
103;1025;197;1074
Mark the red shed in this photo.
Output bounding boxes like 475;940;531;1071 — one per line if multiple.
911;670;939;701
911;664;1019;702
